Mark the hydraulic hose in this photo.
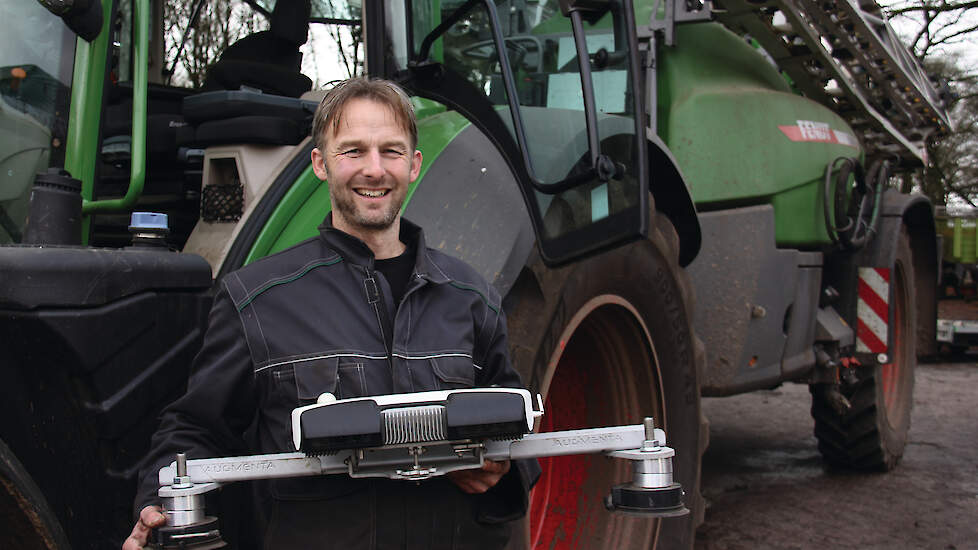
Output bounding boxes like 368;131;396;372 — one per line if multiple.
846;159;887;250
823;157;862;246
822;156;888;251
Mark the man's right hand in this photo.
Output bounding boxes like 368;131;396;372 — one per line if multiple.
122;505;165;550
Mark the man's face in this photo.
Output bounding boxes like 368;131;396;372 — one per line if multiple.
311;97;422;235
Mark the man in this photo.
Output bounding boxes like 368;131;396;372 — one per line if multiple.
125;78;535;549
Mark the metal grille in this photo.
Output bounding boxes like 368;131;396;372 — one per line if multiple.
382;405;447;445
201;183;244;222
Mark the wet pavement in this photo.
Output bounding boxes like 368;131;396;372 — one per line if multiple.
693;359;978;550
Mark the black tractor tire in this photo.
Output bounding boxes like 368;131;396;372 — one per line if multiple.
0;438;70;550
811;226;916;471
504;214;706;550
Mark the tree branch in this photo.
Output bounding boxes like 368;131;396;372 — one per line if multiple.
886;1;978;16
929;23;978;47
952;189;978;207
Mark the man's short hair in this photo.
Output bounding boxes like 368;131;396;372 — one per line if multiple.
312;77;418;152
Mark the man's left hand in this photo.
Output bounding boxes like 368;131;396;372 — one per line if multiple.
447;459;511;494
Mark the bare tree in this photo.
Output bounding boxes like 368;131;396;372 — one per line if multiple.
163;0;266;88
879;0;978;207
328;23;362;79
881;0;978;60
921;63;978;207
321;0;363;80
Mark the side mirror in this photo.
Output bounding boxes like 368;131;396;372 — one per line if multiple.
36;0;104;42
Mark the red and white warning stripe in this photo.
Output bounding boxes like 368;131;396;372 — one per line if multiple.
856;267;890;353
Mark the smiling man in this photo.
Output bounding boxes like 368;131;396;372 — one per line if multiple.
124;78;536;550
311;90;419;257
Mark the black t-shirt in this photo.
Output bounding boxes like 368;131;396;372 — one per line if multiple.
375;244;415;309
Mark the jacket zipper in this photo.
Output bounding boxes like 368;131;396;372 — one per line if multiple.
364;270;395;374
399;272;427;393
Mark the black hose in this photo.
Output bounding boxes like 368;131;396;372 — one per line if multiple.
823;157;862;246
822;156;889;251
845;158;888;250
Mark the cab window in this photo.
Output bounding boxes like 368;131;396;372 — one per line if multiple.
0;2;75;243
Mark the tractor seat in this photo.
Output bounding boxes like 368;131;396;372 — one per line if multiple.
202;0;312;98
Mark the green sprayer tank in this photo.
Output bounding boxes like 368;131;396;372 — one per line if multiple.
659;23;859;246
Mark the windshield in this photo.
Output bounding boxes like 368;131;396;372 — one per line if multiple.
0;2;75;243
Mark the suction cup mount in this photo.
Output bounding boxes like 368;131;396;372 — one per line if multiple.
149;453;227;550
604;418;690;517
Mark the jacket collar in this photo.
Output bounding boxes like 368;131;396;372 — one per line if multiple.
317;213;449;284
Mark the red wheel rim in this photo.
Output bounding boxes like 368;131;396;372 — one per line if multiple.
527;302;664;549
530;353;590;550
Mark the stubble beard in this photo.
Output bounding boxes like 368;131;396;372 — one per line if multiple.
330;180;405;232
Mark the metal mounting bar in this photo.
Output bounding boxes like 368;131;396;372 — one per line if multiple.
159;452;333;486
487;424;658;460
159;424;665;487
154;420;683;541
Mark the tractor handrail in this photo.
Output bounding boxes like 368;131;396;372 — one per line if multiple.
82;0;148;214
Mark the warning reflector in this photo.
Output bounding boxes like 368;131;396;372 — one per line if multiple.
856;267;890;353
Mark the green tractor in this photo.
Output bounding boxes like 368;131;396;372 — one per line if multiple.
0;0;946;548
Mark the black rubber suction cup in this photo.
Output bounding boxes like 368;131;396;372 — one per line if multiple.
605;482;690;517
149;516;227;549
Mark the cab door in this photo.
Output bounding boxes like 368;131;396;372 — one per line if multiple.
378;0;649;266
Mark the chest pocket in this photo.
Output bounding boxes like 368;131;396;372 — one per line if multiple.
425;355;477;389
261;356;393;415
262;357;340;408
293;358;340;403
294;356;387;402
292;357;379;402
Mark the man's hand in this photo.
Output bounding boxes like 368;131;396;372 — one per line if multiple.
447;459;511;494
122;505;165;550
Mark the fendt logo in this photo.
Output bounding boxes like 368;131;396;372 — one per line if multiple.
778;119;859;148
798;120;832;141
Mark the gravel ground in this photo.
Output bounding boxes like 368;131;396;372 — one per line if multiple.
693;359;978;550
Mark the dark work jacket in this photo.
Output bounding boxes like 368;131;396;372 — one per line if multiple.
135;216;538;549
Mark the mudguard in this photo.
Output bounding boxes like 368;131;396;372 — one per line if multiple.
647;130;701;267
854;190;938;357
